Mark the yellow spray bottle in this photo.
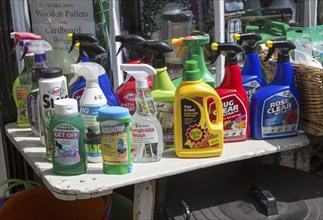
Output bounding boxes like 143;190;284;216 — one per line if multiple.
174;60;223;158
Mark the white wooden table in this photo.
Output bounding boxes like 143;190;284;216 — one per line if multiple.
5;122;309;219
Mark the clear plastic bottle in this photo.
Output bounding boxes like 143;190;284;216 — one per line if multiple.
120;63;164;163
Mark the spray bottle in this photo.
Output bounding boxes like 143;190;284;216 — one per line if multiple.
210;42;249;142
250;40;299;139
19;40;52;140
120;63;164;163
10;32;41;127
70;62;108;163
115;35;153;115
69;42;119;107
142;41;176;148
233;32;266;103
171;32;215;87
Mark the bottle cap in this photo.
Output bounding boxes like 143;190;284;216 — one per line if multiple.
98;106;131;119
40;67;63;78
182;60;201;81
54;98;78;115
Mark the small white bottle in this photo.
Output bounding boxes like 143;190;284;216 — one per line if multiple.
70;62;108;163
120;63;164;163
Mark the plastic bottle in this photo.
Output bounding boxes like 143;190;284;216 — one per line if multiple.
143;41;176;148
39;67;68;160
70;62;108;163
97;106;132;174
210;42;249;142
120;63;164;163
171;32;215;87
174;60;223;158
50;98;87;175
19;40;53;139
115;35;153;115
10;32;40;127
233;32;266;104
69;42;119;107
250;40;299;139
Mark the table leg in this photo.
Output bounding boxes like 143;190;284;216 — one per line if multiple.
133;179;156;220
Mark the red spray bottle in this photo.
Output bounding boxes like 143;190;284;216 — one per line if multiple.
209;42;249;142
115;35;153;115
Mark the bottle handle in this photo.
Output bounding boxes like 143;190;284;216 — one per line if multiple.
203;96;223;133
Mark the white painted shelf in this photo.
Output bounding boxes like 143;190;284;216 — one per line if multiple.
5;122;309;201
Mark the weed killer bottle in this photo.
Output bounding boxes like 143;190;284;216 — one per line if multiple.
39;67;68;160
50;98;87;175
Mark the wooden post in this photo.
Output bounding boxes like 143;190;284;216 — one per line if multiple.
133;180;156;220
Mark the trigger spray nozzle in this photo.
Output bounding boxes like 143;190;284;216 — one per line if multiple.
120;64;156;89
264;40;296;62
70;62;106;87
67;33;98;53
10;32;41;55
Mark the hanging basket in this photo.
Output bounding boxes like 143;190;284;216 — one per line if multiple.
261;56;323;135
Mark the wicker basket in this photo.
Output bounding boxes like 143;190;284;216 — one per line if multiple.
261;57;323;135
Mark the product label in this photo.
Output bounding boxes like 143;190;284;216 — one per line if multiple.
100;120;129;165
130;122;159;159
80;105;106;158
155;101;174;147
121;93;136;115
16;86;30;125
181;98;221;149
53;123;81;165
262;91;299;137
209;94;247;141
41;83;68;159
243;80;261;103
27;90;40;134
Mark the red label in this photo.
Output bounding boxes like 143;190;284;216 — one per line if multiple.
209;94;248;141
49;87;65;96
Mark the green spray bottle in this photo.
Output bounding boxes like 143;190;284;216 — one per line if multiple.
142;41;176;148
10;32;41;127
171;32;215;87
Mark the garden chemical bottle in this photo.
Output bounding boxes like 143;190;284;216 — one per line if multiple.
50;98;87;175
210;42;249;143
174;60;223;158
233;32;266;103
143;41;176;148
70;62;108;163
120;63;164;163
250;40;299;139
115;35;153;115
39;67;68;161
97;106;132;174
10;32;41;127
69;42;119;107
19;40;52;140
171;32;215;87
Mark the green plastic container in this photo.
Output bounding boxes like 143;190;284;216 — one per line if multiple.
50;98;87;175
97;106;132;174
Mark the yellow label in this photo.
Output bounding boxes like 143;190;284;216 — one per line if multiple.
101;120;128;165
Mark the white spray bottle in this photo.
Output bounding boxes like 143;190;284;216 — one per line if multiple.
71;62;108;163
120;63;164;162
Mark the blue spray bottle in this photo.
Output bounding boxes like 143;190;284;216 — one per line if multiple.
250;40;299;139
69;42;119;107
233;32;266;103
